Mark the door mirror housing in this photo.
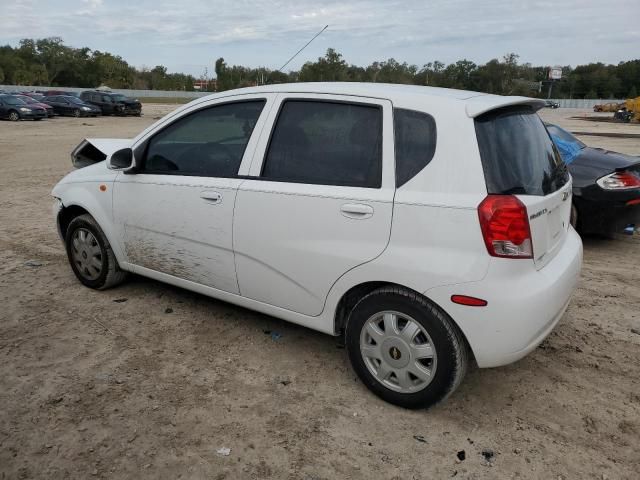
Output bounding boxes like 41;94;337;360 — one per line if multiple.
108;148;136;172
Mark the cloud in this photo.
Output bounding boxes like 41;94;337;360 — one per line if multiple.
2;0;638;74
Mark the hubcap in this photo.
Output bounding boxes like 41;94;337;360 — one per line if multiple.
70;228;103;280
360;311;437;393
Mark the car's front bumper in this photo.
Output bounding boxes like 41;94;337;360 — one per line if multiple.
425;227;583;368
52;197;64;242
20;110;47;120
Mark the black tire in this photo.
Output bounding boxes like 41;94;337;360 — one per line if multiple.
8;110;20;121
34;117;42;121
345;286;468;409
65;214;128;290
73;108;81;118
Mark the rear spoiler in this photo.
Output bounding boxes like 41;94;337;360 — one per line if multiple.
71;138;132;168
466;96;546;118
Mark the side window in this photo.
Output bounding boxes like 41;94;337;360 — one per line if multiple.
262;100;382;188
393;108;437;187
102;95;112;103
143;100;266;177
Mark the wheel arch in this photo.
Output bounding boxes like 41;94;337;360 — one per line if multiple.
333;281;473;360
55;192;126;266
57;204;91;240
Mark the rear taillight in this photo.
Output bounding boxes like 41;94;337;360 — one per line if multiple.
478;195;533;259
596;171;640;190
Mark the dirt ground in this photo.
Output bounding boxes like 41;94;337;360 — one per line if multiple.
0;106;639;479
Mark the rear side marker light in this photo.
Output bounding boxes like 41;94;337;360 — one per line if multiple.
626;199;640;206
478;195;533;259
451;295;488;307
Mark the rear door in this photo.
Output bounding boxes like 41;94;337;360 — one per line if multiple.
233;94;395;316
474;107;572;269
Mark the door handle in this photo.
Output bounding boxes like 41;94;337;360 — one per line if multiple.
200;191;222;204
340;203;374;219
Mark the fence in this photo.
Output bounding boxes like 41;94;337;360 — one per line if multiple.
0;85;208;99
0;84;626;108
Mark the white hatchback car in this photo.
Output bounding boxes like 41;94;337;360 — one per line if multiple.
53;83;582;408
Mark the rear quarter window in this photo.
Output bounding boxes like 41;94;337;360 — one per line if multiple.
393;108;437;187
474;106;568;196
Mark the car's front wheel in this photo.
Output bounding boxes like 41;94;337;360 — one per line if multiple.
65;214;128;290
346;286;468;409
73;108;81;117
8;110;20;121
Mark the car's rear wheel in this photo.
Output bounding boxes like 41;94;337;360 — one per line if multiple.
65;214;128;290
345;286;468;409
8;110;20;121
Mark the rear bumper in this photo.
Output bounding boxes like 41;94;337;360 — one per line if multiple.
425;227;583;368
575;195;640;235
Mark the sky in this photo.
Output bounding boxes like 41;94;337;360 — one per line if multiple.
2;0;639;77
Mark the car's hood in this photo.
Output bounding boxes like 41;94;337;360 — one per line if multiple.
71;138;132;168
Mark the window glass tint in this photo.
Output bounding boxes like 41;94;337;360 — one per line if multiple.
262;100;382;188
144;100;265;177
474;107;569;196
394;108;437;187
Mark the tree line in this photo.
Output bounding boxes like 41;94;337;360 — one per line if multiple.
1;38;638;99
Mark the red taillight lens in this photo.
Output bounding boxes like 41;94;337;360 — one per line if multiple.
478;195;533;259
597;171;640;190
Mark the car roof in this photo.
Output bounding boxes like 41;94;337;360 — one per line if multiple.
197;82;545;118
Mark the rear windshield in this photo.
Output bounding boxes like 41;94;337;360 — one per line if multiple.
475;107;569;196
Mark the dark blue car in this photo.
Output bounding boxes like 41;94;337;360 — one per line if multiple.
0;94;47;121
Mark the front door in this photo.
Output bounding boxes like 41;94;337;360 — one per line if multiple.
113;97;270;293
233;94;395;316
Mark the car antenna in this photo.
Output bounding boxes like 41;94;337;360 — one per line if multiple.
274;24;329;75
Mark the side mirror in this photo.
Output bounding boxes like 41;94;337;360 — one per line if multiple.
108;148;136;172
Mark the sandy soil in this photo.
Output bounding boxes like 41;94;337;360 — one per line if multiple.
0;106;639;479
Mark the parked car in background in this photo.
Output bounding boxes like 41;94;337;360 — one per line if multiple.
52;84;583;409
23;92;47;102
80;91;142;116
42;95;101;117
44;90;80;97
544;100;559;109
13;95;55;117
546;123;640;235
0;94;47;121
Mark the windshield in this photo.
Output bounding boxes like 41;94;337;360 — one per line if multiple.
475;106;569;196
111;94;128;101
2;96;26;106
546;124;585;165
67;97;85;105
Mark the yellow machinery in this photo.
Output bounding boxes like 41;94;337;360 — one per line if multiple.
624;97;640;123
593;102;624;112
613;97;640;123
